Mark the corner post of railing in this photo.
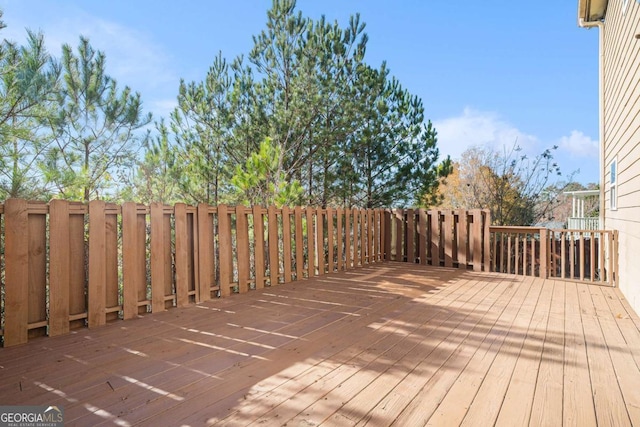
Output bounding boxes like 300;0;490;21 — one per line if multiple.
540;227;548;278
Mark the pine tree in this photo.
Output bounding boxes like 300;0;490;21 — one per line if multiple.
42;36;151;201
121;119;179;204
0;21;60;199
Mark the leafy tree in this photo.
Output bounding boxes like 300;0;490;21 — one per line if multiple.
231;137;303;207
41;36;151;201
435;143;570;226
0;18;60;199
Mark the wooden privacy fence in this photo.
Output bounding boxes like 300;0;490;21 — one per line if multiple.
0;198;616;347
0;199;492;347
0;199;390;346
490;226;618;286
388;208;492;271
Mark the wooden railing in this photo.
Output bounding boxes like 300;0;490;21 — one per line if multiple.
0;198;617;347
490;226;618;286
0;199;388;346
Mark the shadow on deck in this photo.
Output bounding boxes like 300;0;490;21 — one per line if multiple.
1;263;639;426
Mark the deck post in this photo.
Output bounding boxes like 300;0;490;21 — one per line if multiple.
540;228;548;278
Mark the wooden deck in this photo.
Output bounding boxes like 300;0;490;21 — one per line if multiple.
1;263;640;426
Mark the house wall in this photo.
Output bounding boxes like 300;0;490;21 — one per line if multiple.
602;0;640;312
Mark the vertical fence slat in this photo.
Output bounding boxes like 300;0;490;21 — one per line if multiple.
351;209;362;268
293;206;303;280
161;208;173;308
88;201;108;326
579;232;585;282
345;208;351;269
236;206;250;292
336;208;344;271
29;206;47;337
306;207;315;277
599;230;606;283
282;206;292;283
417;209;426;265
175;203;190;307
472;211;482;271
374;209;380;262
507;234;512;274
366;209;376;264
68;206;86;328
218;204;232;296
456;209;467;269
430;210;439;266
4;199;29;346
268;206;279;285
514;234;520;275
143;207;154;312
614;230;619;286
197;204;213;301
561;231;567;279
254;205;266;288
150;203;167;312
188;210;198;302
443;211;453;268
608;231;614;286
383;209;391;262
569;231;575;280
590;232;596;282
406;209;415;264
317;208;325;275
395;209;403;262
104;206;119;321
483;211;491;271
360;209;366;266
327;208;335;273
50;200;71;336
174;203;193;307
123;203;144;319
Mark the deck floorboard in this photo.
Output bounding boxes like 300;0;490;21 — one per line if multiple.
1;263;639;426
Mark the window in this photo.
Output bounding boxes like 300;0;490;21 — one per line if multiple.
623;0;629;15
610;158;618;210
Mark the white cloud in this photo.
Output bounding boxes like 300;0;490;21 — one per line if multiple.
558;130;599;158
432;108;600;184
433;107;539;161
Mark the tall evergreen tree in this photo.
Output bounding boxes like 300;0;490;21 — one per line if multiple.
0;19;60;199
339;63;449;208
42;37;151;201
140;0;448;207
170;52;242;205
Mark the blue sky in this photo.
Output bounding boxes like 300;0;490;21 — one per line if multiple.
0;0;600;184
